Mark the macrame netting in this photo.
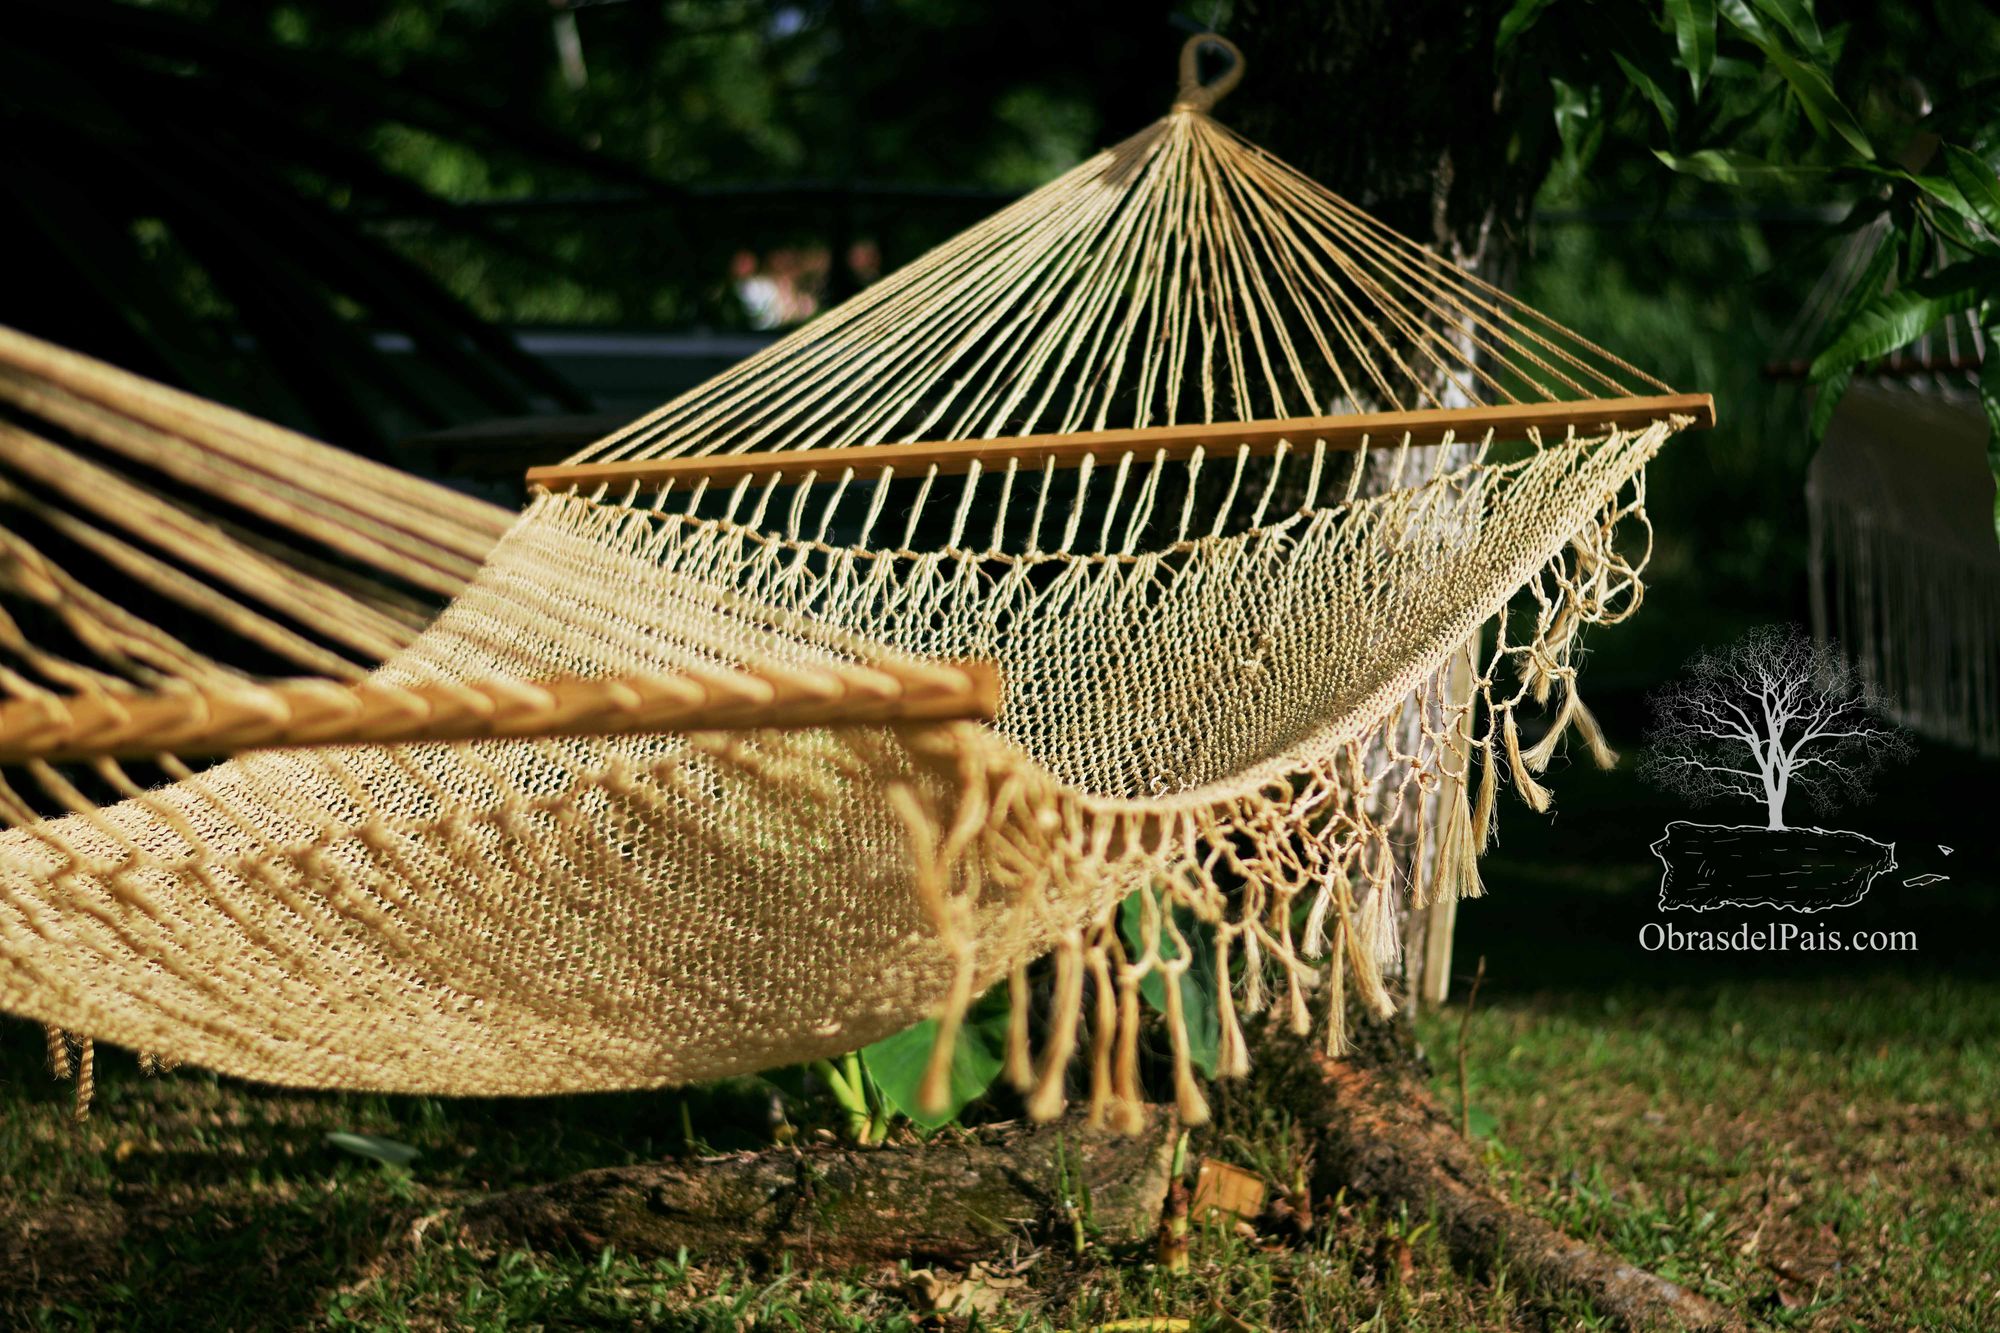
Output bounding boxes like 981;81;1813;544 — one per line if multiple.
0;57;1701;1127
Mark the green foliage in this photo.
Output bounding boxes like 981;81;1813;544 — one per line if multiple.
859;983;1011;1130
323;1130;420;1168
1118;887;1222;1080
1806;258;2000;379
1507;0;2000;534
3;0;604;447
1649;148;1815;183
1666;0;1716;95
1946;145;2000;231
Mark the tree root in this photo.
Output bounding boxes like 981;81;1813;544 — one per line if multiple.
1278;1029;1745;1333
456;1042;1738;1329
456;1107;1177;1269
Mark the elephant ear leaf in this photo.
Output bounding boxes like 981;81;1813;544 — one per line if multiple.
1118;890;1221;1079
861;984;1010;1128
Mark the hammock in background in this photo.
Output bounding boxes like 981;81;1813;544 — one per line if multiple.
0;36;1711;1126
1772;214;1999;756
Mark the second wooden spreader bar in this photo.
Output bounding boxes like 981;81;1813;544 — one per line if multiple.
526;393;1716;491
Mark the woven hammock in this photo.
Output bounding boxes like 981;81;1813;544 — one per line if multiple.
0;38;1710;1125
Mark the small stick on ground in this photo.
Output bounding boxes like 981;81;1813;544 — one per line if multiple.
1457;954;1486;1139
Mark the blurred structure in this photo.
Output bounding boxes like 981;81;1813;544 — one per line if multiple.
1775;220;2000;756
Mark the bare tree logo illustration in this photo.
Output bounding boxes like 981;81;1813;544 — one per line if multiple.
1639;625;1913;912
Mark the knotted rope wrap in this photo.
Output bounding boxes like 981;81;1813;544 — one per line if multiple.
1172;32;1243;114
0;41;1703;1127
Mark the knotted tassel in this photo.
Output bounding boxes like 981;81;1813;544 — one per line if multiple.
1003;962;1034;1091
1027;943;1084;1121
1570;688;1619;769
1085;944;1117;1128
1322;931;1348;1054
1301;876;1335;958
917;961;978;1119
1110;973;1146;1134
1502;709;1553;812
73;1038;94;1123
1428;780;1485;905
1160;962;1211;1124
1240;925;1266;1014
1342;879;1396;1019
1472;735;1500;849
45;1024;70;1081
1523;681;1579;772
1286;962;1312;1036
1213;930;1249;1079
1408;793;1432;911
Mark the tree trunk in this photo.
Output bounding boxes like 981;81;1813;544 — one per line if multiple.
456;1108;1176;1270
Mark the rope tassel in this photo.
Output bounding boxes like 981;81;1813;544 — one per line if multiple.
1473;735;1500;849
1503;709;1554;812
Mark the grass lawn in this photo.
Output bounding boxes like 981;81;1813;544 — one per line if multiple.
1;698;1992;1330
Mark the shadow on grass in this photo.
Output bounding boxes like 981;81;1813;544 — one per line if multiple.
0;1015;792;1329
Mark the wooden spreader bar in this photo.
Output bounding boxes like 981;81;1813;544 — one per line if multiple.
527;393;1715;491
0;659;1000;765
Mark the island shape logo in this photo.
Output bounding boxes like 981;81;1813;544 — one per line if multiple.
1636;626;1914;915
1650;822;1896;912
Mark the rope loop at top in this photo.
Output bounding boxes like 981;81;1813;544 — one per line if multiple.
1173;32;1244;114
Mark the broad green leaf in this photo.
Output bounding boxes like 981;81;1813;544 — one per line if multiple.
1807;260;2000;382
1706;52;1764;83
1807;363;1851;440
1118;890;1221;1079
1716;0;1771;45
1652;148;1818;184
1613;51;1679;132
1944;146;2000;232
1800;228;1895;442
861;983;1009;1128
1924;202;1989;255
1836;226;1899;326
1496;0;1557;52
1763;43;1872;159
1550;77;1604;165
1895;171;1974;217
325;1131;420;1167
1749;0;1826;53
1667;0;1717;96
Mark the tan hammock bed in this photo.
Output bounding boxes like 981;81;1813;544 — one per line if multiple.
0;36;1710;1125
